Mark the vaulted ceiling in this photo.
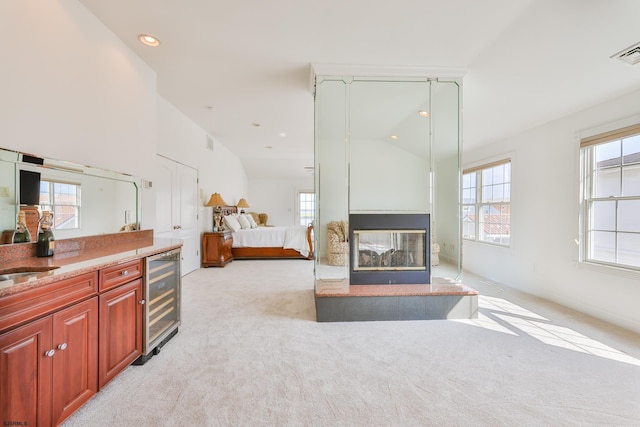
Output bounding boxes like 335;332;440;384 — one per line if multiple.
78;0;640;179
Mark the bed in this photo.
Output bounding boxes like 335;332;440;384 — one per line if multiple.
220;206;313;260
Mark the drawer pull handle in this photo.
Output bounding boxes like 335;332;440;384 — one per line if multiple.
58;343;67;351
121;270;129;276
45;349;55;357
139;299;146;305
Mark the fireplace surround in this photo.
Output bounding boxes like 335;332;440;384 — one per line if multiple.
349;214;430;285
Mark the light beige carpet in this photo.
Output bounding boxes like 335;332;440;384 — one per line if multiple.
63;260;640;426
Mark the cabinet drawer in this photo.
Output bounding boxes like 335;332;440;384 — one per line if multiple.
0;271;98;334
99;259;143;292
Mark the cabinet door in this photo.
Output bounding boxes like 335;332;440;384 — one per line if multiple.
202;233;232;267
202;233;221;266
222;233;233;261
52;297;98;425
98;279;143;389
0;316;53;427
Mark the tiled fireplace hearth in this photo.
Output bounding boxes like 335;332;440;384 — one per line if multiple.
315;278;478;322
315;213;478;322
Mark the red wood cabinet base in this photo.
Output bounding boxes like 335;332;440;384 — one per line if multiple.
202;231;233;267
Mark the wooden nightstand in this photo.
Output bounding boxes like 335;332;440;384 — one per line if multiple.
202;231;233;267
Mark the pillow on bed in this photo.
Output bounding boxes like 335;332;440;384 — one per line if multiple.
238;214;251;229
246;214;258;228
223;215;242;232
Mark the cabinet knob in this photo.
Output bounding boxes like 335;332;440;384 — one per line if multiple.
58;343;67;350
139;299;146;305
173;225;182;230
44;349;55;357
121;270;129;276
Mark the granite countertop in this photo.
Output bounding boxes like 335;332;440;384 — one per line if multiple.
0;237;182;297
315;277;479;297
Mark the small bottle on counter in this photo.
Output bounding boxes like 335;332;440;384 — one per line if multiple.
36;211;55;257
12;211;31;243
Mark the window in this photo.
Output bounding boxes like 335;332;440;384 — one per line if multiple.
39;180;81;230
463;160;511;245
297;191;315;226
581;124;640;270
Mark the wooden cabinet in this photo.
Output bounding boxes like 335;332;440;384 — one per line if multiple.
0;271;98;333
1;256;148;423
99;259;143;292
0;316;53;427
52;298;98;424
0;296;98;427
98;261;143;389
202;231;233;267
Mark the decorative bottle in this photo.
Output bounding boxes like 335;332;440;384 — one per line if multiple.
12;211;31;243
36;211;55;257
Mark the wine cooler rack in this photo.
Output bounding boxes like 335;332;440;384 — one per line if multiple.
135;248;181;364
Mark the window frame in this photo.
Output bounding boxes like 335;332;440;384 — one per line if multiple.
39;179;82;230
462;159;511;247
295;189;315;227
580;123;640;271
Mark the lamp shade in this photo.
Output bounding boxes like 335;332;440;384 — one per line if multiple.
237;198;250;209
205;193;228;207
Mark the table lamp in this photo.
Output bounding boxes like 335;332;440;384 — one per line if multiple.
205;193;228;231
237;198;250;214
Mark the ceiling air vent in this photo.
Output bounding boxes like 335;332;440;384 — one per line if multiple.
610;42;640;66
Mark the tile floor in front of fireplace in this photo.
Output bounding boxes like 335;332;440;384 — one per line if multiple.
314;261;478;321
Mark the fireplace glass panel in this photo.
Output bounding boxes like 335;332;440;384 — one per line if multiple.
353;230;426;271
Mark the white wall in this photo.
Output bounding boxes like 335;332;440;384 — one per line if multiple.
0;1;247;239
248;178;313;226
155;97;248;233
0;1;156;179
462;88;640;333
0;159;16;231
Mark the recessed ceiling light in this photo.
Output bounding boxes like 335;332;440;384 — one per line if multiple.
418;110;430;118
137;34;160;47
390;135;399;140
279;132;287;137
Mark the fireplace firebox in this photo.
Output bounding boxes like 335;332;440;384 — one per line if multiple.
349;214;430;285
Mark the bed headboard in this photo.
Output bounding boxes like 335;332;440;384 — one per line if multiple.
221;205;237;216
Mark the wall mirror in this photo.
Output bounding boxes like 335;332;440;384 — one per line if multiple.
0;146;140;244
314;74;462;282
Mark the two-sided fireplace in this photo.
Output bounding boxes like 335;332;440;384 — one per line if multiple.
349;214;430;285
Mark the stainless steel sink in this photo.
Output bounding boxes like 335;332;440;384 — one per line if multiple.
0;266;60;282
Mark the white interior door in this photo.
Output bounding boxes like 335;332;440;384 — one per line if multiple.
154;155;199;275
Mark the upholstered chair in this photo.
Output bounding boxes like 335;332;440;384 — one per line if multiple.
248;212;269;226
327;220;349;266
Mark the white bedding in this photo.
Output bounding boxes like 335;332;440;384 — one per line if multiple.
231;225;310;257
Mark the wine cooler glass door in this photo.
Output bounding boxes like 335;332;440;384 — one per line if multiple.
145;249;181;351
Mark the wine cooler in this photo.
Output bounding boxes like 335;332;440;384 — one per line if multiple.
134;248;181;365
